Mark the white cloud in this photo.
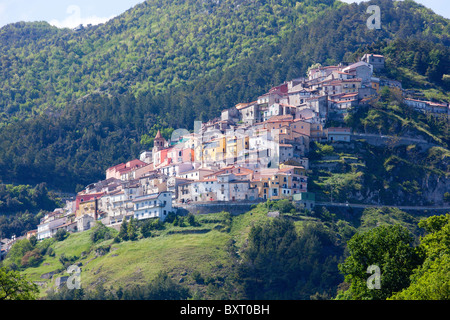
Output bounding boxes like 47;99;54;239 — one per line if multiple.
48;4;114;29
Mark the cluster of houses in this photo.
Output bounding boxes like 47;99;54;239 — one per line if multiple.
1;53;449;253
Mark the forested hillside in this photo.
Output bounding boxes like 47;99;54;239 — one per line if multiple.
0;0;337;122
0;0;448;193
1;0;449;302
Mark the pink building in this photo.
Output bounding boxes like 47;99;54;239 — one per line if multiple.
106;159;148;180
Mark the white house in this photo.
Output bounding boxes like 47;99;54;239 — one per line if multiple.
159;162;194;177
177;168;215;181
132;191;173;222
37;213;68;240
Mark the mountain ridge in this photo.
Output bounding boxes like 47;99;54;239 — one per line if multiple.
0;0;339;121
0;0;447;192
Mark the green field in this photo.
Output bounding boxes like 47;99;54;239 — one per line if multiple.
20;209;271;298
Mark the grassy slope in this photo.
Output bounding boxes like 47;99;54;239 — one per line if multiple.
22;205;323;298
20;210;267;298
18;203;438;299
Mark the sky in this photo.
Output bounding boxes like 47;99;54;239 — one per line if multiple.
0;0;145;29
0;0;448;29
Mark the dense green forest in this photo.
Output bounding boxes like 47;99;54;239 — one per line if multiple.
0;0;338;121
0;184;61;238
337;213;450;300
0;0;448;194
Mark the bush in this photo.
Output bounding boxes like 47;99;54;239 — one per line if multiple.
273;199;296;214
173;215;186;227
4;239;33;268
140;220;152;238
36;238;55;255
20;249;43;268
90;221;114;243
164;212;177;224
59;253;78;268
54;229;68;241
191;270;204;284
46;247;55;257
186;213;199;227
145;272;191;300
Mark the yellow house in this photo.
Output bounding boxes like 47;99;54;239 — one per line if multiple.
202;136;226;163
225;134;249;161
75;199;97;218
252;165;307;200
253;173;292;200
371;79;380;93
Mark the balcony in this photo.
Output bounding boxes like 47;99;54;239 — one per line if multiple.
135;202;163;210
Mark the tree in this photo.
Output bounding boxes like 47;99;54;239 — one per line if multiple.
337;225;424;300
118;218;129;241
186;213;198;226
238;219;343;299
389;254;450;300
145;271;190;300
140;220;152;238
20;249;43;268
127;217;137;241
54;229;68;241
389;214;450;300
92;221;116;243
4;239;33;268
0;267;39;300
272;199;295;214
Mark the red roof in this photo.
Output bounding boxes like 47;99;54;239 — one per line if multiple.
107;163;126;172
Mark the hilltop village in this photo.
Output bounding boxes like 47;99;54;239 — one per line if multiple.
2;53;449;249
